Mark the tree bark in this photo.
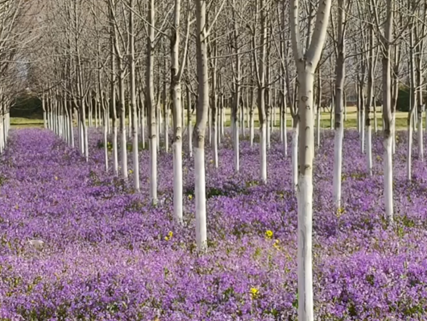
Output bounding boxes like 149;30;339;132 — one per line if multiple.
194;0;209;251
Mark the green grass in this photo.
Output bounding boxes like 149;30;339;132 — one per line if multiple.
10;106;422;131
11;118;44;129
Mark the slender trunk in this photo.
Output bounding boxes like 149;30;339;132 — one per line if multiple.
119;66;128;179
333;0;345;210
366;24;374;176
147;0;157;204
407;22;416;180
292;119;299;191
250;83;255;146
129;0;139;191
382;1;394;223
42;94;47;129
104;107;109;172
194;0;209;251
256;0;268;183
282;90;288;156
171;0;184;224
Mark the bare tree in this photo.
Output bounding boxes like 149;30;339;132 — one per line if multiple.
289;0;332;319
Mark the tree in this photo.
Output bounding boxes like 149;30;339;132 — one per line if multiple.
289;0;332;319
194;0;209;251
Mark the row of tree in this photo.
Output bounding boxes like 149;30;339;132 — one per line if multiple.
3;0;427;319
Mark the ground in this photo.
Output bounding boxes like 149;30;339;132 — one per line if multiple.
1;128;427;320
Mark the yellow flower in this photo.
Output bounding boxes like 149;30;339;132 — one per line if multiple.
54;176;58;180
14;204;19;210
188;194;193;200
164;231;173;241
265;230;273;239
273;239;280;249
250;287;259;299
129;169;133;174
336;207;345;218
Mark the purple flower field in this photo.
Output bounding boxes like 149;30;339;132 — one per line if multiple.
1;129;427;320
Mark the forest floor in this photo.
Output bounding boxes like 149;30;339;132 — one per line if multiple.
1;128;427;320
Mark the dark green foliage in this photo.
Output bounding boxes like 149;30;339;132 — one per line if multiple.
396;86;410;112
10;91;43;119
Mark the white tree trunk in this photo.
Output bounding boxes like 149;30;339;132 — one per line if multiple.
361;109;365;153
130;0;139;191
104;109;109;172
120;104;128;178
194;146;207;249
267;114;271;150
189;121;193;157
213;122;218;168
392;112;396;154
316;107;321;147
194;0;209;251
250;109;254;146
418;114;424;161
233;118;239;172
292;122;299;192
260;123;267;183
296;174;313;321
141;100;146;149
384;135;393;221
173;140;183;223
366;124;373;175
165;107;169;153
283;105;288;156
374;102;378;132
70;108;74;148
147;0;157;204
407;121;413;180
171;0;185;224
333;126;344;208
150;136;158;203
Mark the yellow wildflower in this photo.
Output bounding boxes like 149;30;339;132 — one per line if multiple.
129;169;133;174
165;231;173;241
273;239;280;249
265;230;273;239
188;194;193;200
54;176;58;180
250;287;259;299
336;207;345;218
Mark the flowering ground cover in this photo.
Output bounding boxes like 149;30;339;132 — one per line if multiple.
1;129;427;320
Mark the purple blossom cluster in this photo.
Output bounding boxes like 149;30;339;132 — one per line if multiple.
1;129;427;320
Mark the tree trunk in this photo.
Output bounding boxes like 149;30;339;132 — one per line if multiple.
366;24;374;176
333;0;345;210
256;0;267;183
382;1;394;223
129;0;139;191
118;65;128;179
147;0;158;205
289;0;332;318
194;0;208;251
171;0;184;224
